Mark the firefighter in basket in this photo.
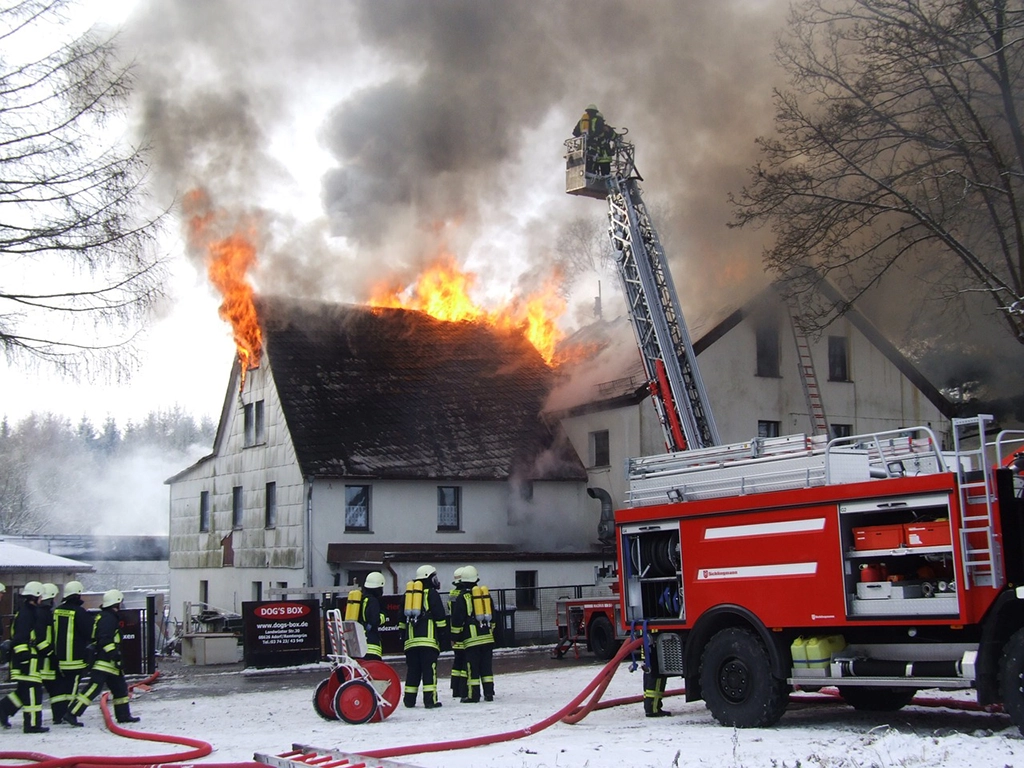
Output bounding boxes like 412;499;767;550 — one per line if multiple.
51;581;92;724
64;589;141;726
346;572;386;661
400;564;449;709
450;565;495;703
448;567;467;699
0;582;49;732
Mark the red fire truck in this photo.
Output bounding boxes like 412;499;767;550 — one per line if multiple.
563;124;1024;731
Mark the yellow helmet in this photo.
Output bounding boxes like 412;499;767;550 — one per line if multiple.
102;589;125;608
64;581;84;597
41;583;59;601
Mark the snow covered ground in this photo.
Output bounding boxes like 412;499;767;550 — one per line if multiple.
3;650;1023;768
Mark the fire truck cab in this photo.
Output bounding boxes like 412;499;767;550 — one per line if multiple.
617;416;1024;730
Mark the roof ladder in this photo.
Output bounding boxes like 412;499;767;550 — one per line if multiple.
788;303;828;437
951;414;1001;590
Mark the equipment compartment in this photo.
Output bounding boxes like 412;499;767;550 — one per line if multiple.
840;493;959;618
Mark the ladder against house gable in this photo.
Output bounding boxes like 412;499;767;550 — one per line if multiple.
787;301;828;437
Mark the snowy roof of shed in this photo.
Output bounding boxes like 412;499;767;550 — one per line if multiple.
0;539;94;572
257;297;586;481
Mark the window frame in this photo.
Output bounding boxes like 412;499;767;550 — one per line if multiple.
589;429;610;468
232;485;243;530
344;484;371;532
437;485;462;532
243;403;255;447
264;481;277;529
755;319;781;378
758;420;781;438
515;570;538;610
828;335;850;382
199;490;211;533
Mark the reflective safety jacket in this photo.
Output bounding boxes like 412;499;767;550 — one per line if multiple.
399;583;447;651
54;595;93;672
35;602;56;681
450;586;495;650
448;587;465;652
359;590;386;658
91;606;123;676
9;601;42;683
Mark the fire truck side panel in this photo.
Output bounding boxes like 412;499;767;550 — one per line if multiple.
680;503;846;629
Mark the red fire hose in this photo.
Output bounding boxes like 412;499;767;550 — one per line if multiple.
0;651;1005;768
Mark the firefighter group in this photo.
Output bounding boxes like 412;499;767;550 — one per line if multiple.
0;580;139;734
347;564;495;709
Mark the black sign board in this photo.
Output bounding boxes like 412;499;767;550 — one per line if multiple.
118;609;143;674
242;599;321;668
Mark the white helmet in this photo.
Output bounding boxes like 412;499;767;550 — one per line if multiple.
364;572;386;589
22;581;44;598
461;565;479;584
64;581;84;598
102;589;125;608
452;567;464;585
41;583;59;601
0;582;5;593
415;564;437;580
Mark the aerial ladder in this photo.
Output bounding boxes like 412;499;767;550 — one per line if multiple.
565;127;719;452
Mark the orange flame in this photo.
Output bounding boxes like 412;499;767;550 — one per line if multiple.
184;189;263;390
368;254;567;365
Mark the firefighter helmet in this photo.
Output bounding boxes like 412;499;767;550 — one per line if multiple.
586;103;598;111
364;572;386;590
452;567;464;585
415;564;437;580
461;565;479;584
64;580;84;598
102;589;125;608
41;583;59;601
22;581;44;598
0;582;5;593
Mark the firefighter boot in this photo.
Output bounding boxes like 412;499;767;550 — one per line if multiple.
24;714;49;734
62;712;84;727
115;703;141;723
404;693;417;709
0;697;11;728
423;693;442;709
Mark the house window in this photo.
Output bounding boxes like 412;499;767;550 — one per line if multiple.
758;420;781;438
830;423;853;439
244;400;265;446
755;320;781;377
264;481;277;528
589;430;610;468
199;580;209;608
199;490;210;533
438;486;461;531
828;336;849;382
515;570;537;610
252;581;262;601
345;485;370;532
232;485;243;529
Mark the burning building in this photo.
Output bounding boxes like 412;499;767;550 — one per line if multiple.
165;296;597;621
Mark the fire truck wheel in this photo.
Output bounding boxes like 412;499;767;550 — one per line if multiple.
334;679;379;725
998;627;1024;735
838;686;916;712
589;615;620;661
699;627;788;728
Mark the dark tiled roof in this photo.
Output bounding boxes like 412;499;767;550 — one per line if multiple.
259;297;586;481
